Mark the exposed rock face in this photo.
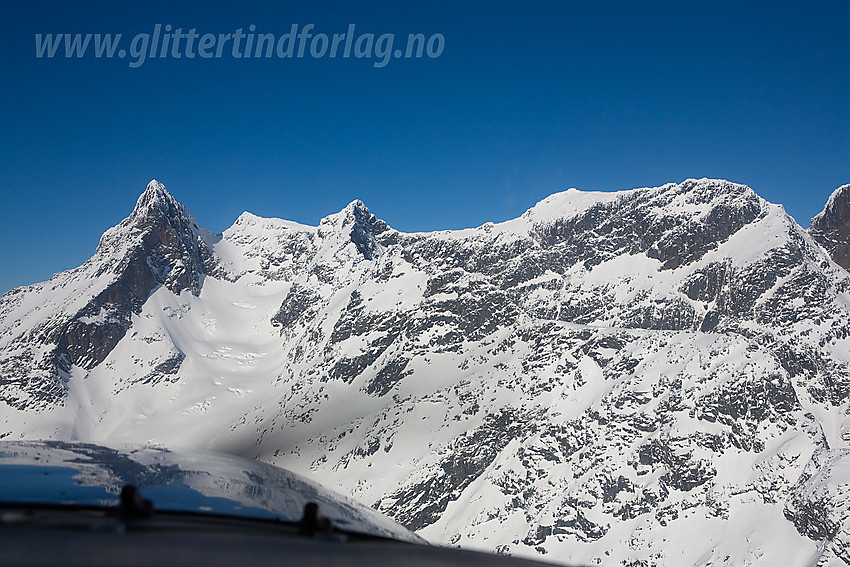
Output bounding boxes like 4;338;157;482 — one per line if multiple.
810;184;850;270
1;178;850;566
785;449;850;565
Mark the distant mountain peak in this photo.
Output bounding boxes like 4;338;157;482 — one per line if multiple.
33;180;215;375
146;178;167;193
346;198;369;212
812;184;850;228
130;179;196;228
321;199;373;225
136;179;172;210
809;184;850;270
319;199;388;260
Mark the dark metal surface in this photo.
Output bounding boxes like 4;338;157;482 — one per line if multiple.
0;440;565;566
0;440;419;542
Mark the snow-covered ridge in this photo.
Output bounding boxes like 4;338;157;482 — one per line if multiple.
233;211;315;233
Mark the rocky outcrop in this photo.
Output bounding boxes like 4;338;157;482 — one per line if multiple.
785;449;850;564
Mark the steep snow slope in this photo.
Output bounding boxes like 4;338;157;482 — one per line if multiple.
2;179;849;566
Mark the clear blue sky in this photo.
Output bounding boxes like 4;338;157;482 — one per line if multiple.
1;1;848;294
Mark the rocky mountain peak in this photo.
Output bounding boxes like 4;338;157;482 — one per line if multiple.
2;181;216;387
97;180;210;295
321;199;373;226
320;199;389;260
345;198;369;215
128;179;199;230
810;184;850;270
135;178;173;208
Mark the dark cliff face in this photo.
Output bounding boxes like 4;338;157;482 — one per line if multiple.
113;179;214;296
346;200;388;260
810;184;850;270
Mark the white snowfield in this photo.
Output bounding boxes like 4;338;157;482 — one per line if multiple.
2;178;850;566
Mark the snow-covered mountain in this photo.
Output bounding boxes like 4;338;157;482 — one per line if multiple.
2;178;850;566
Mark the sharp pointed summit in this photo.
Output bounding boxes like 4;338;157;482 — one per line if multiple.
126;179;198;230
318;199;389;260
133;179;178;212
